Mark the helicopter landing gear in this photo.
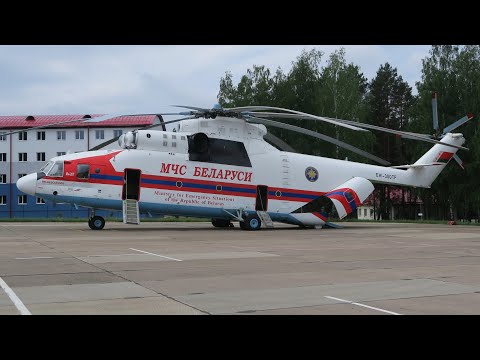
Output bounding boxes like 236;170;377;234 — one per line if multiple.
241;214;262;231
211;219;234;228
88;215;105;230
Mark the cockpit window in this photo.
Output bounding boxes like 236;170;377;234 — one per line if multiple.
76;164;90;179
48;161;64;177
40;161;54;173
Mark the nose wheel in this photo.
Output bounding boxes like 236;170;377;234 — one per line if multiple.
88;215;105;230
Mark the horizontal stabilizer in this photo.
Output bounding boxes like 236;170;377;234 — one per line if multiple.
323;177;374;219
390;163;443;169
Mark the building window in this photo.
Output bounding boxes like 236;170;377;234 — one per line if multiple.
0;195;6;205
364;208;367;217
358;209;361;217
370;209;374;217
37;152;46;162
36;197;45;204
19;153;28;162
0;132;6;141
163;134;167;139
0;174;6;183
37;131;45;140
76;164;90;179
18;174;27;180
113;130;123;138
181;136;185;140
95;130;104;140
172;142;177;148
18;195;27;205
0;153;6;162
57;152;66;157
172;135;176;140
19;131;28;141
75;130;84;140
57;131;66;140
163;141;168;146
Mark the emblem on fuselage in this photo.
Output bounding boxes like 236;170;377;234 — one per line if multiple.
305;166;319;182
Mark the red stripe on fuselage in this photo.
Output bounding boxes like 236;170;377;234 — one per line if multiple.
41;151;325;203
312;212;327;221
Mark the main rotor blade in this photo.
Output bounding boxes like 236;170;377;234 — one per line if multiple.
263;133;297;153
246;116;390;166
324;116;468;151
453;154;465;170
171;105;210;112
89;136;122;151
442;113;474;134
432;91;439;132
162;115;198;125
230;105;368;132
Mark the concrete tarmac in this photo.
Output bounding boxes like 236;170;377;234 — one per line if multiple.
1;221;480;315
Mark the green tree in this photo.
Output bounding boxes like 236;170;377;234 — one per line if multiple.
414;45;480;221
318;48;372;162
367;63;414;219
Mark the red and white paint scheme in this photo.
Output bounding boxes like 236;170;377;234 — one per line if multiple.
16;116;466;231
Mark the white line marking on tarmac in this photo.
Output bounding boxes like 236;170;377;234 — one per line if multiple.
325;296;401;315
15;256;53;260
0;277;31;315
86;254;143;257
129;248;182;261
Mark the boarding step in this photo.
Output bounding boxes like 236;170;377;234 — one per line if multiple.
123;199;140;224
257;211;274;228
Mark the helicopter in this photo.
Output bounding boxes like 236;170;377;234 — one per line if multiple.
10;96;473;231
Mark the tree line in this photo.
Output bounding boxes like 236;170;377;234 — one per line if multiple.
217;45;480;221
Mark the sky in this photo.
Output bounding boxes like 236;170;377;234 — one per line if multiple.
0;45;431;119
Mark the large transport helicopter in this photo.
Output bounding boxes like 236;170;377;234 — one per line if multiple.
10;94;473;230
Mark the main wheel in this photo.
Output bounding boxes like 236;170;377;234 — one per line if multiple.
211;218;232;228
243;214;262;231
89;216;105;230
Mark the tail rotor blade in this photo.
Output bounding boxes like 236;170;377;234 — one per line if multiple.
453;154;465;170
432;91;439;133
443;113;474;134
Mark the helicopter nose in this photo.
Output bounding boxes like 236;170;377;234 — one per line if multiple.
17;173;37;196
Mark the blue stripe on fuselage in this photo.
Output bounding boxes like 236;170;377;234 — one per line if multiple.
90;174;123;181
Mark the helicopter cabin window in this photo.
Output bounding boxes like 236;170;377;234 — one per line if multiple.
40;161;54;174
76;164;90;179
48;161;64;177
187;133;251;167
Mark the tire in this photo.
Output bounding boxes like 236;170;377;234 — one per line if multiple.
211;219;231;228
89;216;105;230
243;214;262;231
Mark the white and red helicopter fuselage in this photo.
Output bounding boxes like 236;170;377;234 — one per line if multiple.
16;117;465;230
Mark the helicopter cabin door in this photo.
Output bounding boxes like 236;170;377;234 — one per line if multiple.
255;185;268;211
123;169;141;201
